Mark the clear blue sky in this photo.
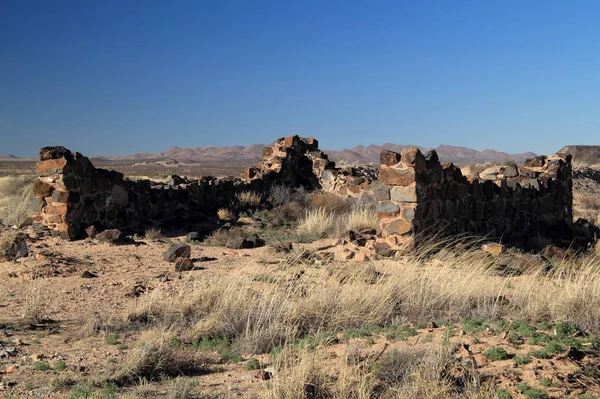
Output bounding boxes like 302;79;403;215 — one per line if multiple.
2;0;600;157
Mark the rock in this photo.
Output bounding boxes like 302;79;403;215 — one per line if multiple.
39;146;72;161
541;245;572;260
81;270;96;278
163;242;192;262
380;150;401;166
85;226;98;239
481;243;504;256
354;252;367;262
185;232;200;242
96;229;126;245
0;231;28;261
374;242;395;257
226;234;265;249
336;248;354;260
174;257;194;272
502;164;519;178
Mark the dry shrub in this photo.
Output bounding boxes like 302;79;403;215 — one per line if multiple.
0;175;34;227
296;208;336;242
217;208;233;221
203;226;248;247
21;282;50;324
144;227;163;240
270;185;307;207
263;347;330;399
345;206;379;233
237;191;262;207
307;192;351;215
112;329;205;384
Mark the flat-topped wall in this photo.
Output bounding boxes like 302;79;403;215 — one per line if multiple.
375;148;573;251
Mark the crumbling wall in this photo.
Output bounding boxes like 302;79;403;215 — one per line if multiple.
375;148;573;251
243;135;376;196
32;135;377;239
32;147;267;239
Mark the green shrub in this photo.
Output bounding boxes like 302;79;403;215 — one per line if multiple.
245;358;261;370
33;360;50;371
483;347;509;361
53;359;67;372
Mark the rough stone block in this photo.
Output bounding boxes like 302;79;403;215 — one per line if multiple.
380;150;401;166
35;158;69;175
376;201;400;218
378;167;415;186
33;180;53;197
39;146;72;161
390;186;418;202
385;219;413;235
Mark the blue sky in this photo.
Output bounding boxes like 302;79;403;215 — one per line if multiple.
2;0;600;157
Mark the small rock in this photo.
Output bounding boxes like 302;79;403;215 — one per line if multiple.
81;270;96;278
4;365;16;373
542;245;572;260
174;257;194;272
85;225;98;239
185;232;200;242
226;234;265;249
336;249;354;260
0;231;28;261
481;243;504;256
96;229;126;245
163;242;192;262
374;242;395;257
354;252;367;262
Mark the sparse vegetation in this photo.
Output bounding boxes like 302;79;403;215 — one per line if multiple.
0;175;34;227
144;227;163;240
217;208;233;221
236;190;262;207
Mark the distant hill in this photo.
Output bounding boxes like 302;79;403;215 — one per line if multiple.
556;145;600;167
0;143;538;165
84;142;537;165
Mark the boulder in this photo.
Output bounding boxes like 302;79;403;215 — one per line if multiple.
226;234;265;249
163;242;192;262
39;146;72;161
174;257;194;272
374;242;395;257
85;226;98;239
0;231;28;261
96;229;127;245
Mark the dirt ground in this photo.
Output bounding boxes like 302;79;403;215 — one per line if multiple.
1;230;600;398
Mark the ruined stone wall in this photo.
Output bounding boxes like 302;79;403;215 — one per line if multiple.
32;147;270;239
32;136;376;239
243;135;375;196
375;148;573;251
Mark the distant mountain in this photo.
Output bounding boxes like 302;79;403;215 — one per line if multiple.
556;145;600;167
326;144;536;165
97;142;537;165
0;154;26;160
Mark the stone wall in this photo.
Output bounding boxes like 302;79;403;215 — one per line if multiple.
242;135;375;196
32;136;376;239
375;148;573;251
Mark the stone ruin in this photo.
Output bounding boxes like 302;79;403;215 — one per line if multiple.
31;135;576;251
374;148;573;253
31;136;375;239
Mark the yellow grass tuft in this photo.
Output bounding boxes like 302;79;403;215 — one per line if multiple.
0;175;34;227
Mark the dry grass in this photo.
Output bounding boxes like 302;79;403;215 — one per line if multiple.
237;191;262;207
307;192;351;215
296;208;336;242
144;227;163;240
0;175;34;227
345;206;379;232
217;208;233;221
112;328;205;385
21;282;50;324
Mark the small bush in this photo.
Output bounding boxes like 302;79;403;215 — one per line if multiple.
112;329;205;384
204;227;247;246
245;358;261;370
346;206;379;233
516;382;548;399
307;191;351;214
482;347;509;361
237;191;261;208
53;359;67;372
269;185;307;207
0;175;34;227
105;333;119;345
33;360;51;371
296;208;335;242
217;208;233;221
144;227;163;240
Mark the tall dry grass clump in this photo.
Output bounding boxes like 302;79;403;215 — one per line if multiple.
112;328;204;384
237;191;262;207
296;208;336;242
345;206;379;232
0;175;34;227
